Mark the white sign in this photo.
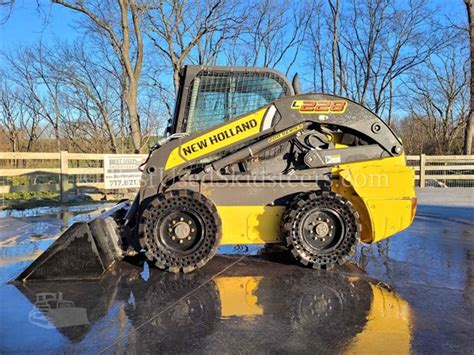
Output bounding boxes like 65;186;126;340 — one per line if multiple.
103;154;147;189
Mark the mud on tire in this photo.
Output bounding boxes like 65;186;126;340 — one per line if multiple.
281;190;361;270
138;190;221;273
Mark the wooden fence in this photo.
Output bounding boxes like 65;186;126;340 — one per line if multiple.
0;151;147;201
0;152;473;202
406;154;474;188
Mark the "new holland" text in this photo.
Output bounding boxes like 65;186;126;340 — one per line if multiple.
182;119;258;156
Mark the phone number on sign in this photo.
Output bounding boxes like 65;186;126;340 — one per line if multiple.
107;179;140;188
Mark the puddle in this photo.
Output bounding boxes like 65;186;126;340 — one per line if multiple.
0;203;114;222
0;204;113;283
0;258;414;353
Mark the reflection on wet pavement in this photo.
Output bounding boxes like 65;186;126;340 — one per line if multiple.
0;203;114;220
0;201;473;353
0;204;112;279
5;258;413;354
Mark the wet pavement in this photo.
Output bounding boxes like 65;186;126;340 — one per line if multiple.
0;190;473;353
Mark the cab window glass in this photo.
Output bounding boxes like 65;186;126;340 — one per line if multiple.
185;73;289;133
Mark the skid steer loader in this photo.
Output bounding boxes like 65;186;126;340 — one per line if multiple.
15;65;416;281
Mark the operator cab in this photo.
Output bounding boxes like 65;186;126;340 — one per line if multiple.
168;65;295;135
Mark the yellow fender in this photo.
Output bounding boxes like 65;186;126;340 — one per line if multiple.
332;156;417;243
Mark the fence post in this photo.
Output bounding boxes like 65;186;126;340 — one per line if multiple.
419;154;426;188
60;151;69;202
103;154;108;201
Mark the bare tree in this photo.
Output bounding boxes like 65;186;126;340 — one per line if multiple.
0;74;44;152
370;1;443;121
52;0;145;153
145;0;243;92
51;41;121;153
225;0;312;76
306;0;441;123
328;0;341;94
0;78;20;152
464;0;473;154
3;47;66;151
405;45;469;154
17;91;44;152
306;1;326;92
0;0;15;24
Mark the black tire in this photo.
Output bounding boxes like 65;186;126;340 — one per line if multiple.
255;271;373;347
281;190;361;270
125;272;221;353
138;190;221;273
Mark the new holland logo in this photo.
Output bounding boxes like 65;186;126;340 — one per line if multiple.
182;119;258;156
165;108;267;170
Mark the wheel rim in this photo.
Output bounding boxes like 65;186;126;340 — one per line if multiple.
154;209;204;254
299;207;345;253
297;285;345;322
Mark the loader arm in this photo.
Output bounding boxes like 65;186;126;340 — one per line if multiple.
138;94;403;203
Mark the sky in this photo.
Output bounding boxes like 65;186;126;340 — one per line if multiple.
1;0;466;60
1;1;80;54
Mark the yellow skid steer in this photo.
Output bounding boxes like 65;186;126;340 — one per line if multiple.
16;65;416;281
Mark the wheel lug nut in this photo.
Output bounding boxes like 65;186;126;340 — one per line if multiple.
171;236;176;240
326;219;330;223
188;220;192;224
191;228;195;232
179;240;183;244
330;226;334;229
187;237;191;240
172;220;176;224
180;217;184;221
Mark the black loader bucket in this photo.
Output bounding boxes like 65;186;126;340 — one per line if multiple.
15;202;130;282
